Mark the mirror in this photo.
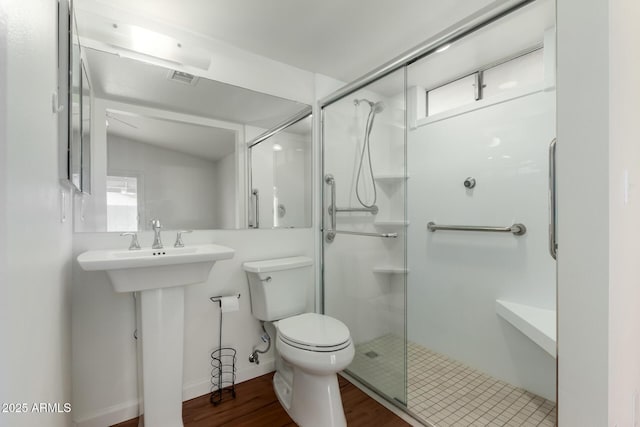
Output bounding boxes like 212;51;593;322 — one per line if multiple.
80;60;92;194
249;114;312;229
69;8;82;190
72;42;311;231
104;111;240;231
57;1;93;193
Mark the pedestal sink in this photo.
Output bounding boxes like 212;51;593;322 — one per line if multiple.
78;244;235;427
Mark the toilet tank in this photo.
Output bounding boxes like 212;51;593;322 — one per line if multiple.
242;256;313;321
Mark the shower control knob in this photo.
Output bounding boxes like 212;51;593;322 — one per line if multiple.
464;177;476;189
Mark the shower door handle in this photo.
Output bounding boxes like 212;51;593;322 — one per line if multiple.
325;174;336;231
250;189;260;229
549;138;557;259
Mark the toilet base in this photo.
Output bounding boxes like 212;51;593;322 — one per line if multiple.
273;368;346;427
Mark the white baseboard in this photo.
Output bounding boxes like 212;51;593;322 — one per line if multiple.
72;399;140;427
74;360;275;427
182;358;276;401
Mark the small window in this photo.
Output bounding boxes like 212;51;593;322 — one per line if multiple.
106;175;139;232
482;49;544;98
427;74;476;116
425;48;544;117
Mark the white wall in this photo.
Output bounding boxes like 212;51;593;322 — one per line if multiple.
321;76;406;345
556;0;610;425
249;130;312;228
214;152;238;229
74;2;315;105
70;22;318;425
0;1;73;427
608;1;640;426
71;229;314;426
75;98;245;232
107;135;220;230
407;89;556;401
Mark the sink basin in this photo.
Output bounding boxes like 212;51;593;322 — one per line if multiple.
77;243;235;427
77;244;234;292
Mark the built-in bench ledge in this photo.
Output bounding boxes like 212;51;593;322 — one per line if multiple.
495;299;556;359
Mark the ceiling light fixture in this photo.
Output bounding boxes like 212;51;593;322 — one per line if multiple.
435;44;451;53
75;10;211;70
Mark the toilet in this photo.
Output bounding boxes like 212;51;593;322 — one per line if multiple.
243;256;354;427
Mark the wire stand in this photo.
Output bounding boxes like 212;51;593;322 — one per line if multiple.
209;294;240;406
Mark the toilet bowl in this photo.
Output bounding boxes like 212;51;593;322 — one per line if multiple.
243;257;354;427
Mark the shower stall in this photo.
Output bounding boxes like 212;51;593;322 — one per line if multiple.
321;1;557;426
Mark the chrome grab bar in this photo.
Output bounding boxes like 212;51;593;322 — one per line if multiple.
326;229;398;241
427;222;527;236
324;174;391;242
250;189;259;229
330;205;379;214
549;138;557;259
325;174;378;216
325;174;336;231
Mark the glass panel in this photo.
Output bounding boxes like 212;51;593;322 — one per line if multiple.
249;115;312;229
69;10;82;190
406;1;556;425
427;74;476;116
106;175;139;232
483;48;545;98
322;67;407;404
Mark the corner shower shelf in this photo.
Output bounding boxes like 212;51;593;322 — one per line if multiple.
495;299;556;358
374;174;409;184
373;266;409;274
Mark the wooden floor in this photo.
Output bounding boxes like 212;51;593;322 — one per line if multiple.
113;373;409;426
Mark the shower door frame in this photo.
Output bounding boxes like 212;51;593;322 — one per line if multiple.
318;0;547;416
320;65;409;406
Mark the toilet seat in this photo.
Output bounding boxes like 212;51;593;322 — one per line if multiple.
277;313;351;352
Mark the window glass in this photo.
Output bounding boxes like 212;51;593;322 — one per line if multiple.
427;74;476;116
482;49;544;98
106;175;139;231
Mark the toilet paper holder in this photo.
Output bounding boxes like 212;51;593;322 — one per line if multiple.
209;293;241;406
209;293;241;306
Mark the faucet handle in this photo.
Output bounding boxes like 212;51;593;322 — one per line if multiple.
121;232;141;250
174;230;193;248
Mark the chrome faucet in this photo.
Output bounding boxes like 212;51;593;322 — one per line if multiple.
150;218;163;249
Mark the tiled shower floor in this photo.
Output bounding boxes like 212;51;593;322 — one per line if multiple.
349;335;557;427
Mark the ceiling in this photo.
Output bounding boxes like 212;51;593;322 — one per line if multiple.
85;48;309;129
106;111;237;161
75;0;498;82
407;0;554;91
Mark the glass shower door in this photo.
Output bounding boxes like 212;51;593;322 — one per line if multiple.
321;68;407;405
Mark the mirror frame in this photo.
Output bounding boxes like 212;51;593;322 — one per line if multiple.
80;59;92;194
57;0;83;192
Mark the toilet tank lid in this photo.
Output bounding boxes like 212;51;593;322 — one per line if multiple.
242;256;313;273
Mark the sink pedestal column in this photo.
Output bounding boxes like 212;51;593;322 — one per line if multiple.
138;286;185;427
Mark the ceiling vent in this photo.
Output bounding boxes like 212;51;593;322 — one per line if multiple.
167;70;199;86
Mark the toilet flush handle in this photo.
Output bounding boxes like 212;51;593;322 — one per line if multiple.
260;276;272;283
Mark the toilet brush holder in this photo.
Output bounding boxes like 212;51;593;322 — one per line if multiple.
209;294;240;405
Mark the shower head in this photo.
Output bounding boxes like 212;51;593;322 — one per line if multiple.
354;98;385;114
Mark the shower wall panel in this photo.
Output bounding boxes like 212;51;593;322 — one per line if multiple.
322;73;407;402
323;89;405;343
407;90;556;401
